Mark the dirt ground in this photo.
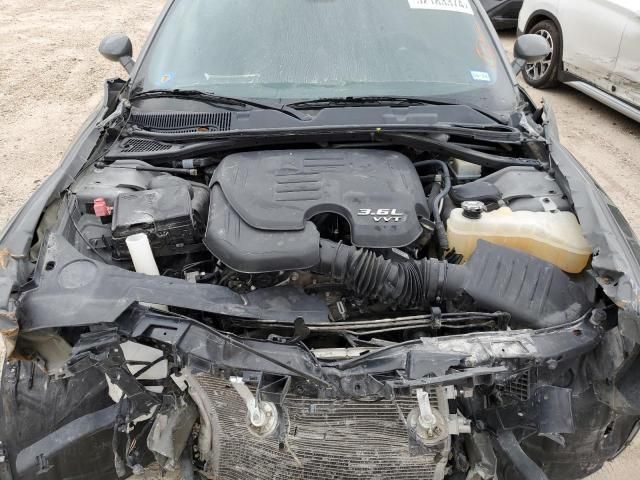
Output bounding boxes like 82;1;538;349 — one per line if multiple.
0;2;639;479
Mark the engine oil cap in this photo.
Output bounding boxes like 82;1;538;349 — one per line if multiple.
461;201;487;219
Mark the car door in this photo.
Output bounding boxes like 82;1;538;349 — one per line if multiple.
612;1;640;107
558;0;627;90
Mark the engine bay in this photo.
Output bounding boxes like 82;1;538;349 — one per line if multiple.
7;136;624;480
3;2;639;476
61;145;595;341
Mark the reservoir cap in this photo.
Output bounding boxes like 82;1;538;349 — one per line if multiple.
461;201;487;219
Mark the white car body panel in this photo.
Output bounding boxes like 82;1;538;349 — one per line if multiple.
559;0;626;88
519;0;640;121
517;0;558;33
614;7;640;107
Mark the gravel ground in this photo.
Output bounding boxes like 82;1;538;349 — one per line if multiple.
0;2;639;479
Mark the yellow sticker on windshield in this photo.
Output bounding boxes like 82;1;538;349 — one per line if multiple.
407;0;474;15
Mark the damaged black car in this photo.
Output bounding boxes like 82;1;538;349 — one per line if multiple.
2;1;640;479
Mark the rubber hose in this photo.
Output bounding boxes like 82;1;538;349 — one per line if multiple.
317;240;465;307
316;240;592;329
414;159;451;251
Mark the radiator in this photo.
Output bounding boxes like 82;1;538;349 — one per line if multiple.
193;374;449;480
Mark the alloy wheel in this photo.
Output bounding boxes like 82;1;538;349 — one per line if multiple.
525;29;554;80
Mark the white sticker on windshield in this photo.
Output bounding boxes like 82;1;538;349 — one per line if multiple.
407;0;474;15
471;70;492;82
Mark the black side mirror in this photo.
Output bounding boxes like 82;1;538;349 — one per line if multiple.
99;34;135;74
511;34;551;75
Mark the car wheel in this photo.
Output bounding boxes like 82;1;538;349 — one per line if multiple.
0;359;123;480
523;20;561;89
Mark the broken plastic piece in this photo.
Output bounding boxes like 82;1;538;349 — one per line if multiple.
448;414;472;435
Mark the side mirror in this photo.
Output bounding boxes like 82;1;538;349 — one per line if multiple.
511;34;551;75
99;34;135;74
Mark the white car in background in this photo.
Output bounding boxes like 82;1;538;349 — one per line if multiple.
518;0;640;122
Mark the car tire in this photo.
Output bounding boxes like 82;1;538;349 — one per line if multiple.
0;359;124;480
523;19;561;89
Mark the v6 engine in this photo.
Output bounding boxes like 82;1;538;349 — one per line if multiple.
204;149;431;273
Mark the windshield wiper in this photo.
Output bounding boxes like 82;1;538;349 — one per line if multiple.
287;95;506;124
128;89;310;121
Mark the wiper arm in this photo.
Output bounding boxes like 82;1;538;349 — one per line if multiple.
288;96;426;108
128;89;310;121
287;96;506;124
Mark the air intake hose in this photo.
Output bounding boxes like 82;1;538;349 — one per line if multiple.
316;239;592;329
317;240;463;307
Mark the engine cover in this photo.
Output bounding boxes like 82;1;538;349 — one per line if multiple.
204;149;429;273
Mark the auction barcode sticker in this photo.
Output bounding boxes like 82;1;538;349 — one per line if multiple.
407;0;474;15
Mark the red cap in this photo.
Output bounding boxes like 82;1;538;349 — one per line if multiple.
93;198;113;217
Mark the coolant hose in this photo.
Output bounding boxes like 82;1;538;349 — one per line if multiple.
413;159;451;251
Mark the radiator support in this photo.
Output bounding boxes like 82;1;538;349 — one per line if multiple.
190;373;451;480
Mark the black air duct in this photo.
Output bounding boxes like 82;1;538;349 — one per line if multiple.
317;240;592;329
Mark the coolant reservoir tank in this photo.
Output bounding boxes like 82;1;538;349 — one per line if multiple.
447;203;592;273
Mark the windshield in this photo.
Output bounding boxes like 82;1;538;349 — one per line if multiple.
133;0;518;114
